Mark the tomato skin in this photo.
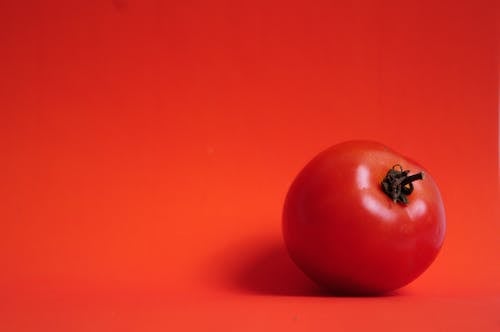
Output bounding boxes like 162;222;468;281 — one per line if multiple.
282;140;446;295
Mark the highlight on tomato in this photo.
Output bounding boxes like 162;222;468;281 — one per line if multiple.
282;140;446;295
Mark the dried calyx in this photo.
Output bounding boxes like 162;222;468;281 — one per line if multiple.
381;164;424;204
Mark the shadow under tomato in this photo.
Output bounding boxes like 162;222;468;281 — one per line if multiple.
210;235;401;297
211;236;323;296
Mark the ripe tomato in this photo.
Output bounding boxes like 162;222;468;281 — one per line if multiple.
282;140;446;295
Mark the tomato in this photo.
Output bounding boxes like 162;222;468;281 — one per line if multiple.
282;140;446;295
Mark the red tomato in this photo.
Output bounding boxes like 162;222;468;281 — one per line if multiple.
282;140;446;295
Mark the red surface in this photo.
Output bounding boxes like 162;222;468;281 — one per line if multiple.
1;0;499;331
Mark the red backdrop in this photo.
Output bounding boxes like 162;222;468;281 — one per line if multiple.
1;0;499;331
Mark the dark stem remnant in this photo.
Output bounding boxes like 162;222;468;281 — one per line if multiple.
381;164;424;204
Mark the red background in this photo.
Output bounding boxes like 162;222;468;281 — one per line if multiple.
1;0;499;330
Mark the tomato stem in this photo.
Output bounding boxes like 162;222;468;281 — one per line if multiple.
381;165;424;204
